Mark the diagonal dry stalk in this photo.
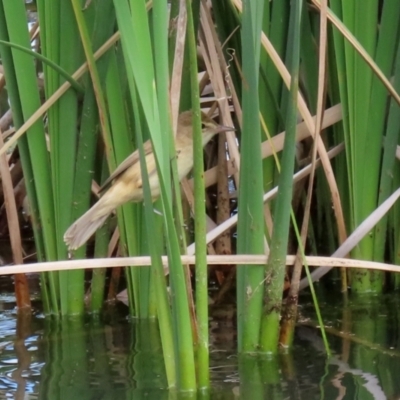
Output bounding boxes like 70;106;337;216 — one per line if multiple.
0;31;120;157
187;142;345;256
311;0;400;106
231;0;348;255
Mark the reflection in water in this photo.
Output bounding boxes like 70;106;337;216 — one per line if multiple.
1;285;400;398
0;305;170;399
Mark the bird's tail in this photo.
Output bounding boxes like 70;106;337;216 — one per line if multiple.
64;199;112;251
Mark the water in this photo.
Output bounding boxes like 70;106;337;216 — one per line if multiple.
0;276;400;399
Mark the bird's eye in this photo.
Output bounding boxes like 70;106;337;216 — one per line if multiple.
201;122;207;129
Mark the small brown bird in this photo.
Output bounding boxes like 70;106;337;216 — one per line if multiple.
64;111;233;250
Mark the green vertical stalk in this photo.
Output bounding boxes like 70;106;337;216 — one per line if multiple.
371;0;400;263
114;0;196;388
151;0;174;319
2;0;59;312
90;159;111;313
71;0;116;170
329;0;353;229
0;6;49;311
152;0;172;200
35;0;61;256
259;0;289;193
346;0;380;292
329;0;398;293
236;0;266;353
260;0;302;353
68;0;116;315
300;2;319;113
49;0;82;314
186;0;209;389
130;88;176;388
105;48;144;316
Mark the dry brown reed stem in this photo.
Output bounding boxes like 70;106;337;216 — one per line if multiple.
196;2;239;262
169;0;187;134
215;132;232;258
194;103;342;190
187;143;344;255
196;45;243;255
0;127;30;308
1;254;399;276
200;1;241;182
280;0;330;345
186;143;344;256
0;158;22;205
299;187;400;290
182;105;341;261
180;178;217;232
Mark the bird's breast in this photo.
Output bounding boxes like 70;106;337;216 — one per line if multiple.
176;142;195;179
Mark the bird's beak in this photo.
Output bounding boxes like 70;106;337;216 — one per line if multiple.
216;124;235;133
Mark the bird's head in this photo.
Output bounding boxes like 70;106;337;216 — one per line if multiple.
177;111;234;145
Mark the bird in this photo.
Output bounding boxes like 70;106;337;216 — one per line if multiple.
64;111;233;250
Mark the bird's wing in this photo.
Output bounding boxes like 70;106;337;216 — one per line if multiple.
99;140;154;193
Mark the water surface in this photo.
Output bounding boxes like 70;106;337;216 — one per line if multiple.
0;276;400;399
